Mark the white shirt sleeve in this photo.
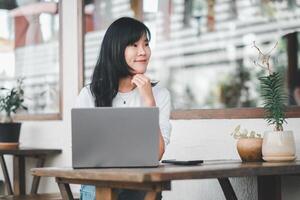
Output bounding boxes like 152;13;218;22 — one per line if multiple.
75;86;95;108
155;87;172;147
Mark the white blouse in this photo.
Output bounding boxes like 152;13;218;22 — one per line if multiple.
75;84;172;147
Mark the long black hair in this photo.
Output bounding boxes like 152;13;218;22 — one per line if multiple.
90;17;151;107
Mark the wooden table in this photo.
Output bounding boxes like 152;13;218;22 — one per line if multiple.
0;147;61;195
31;160;300;200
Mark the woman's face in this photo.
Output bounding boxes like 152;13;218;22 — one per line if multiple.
124;34;151;74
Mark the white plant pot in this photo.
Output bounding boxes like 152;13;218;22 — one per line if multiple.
262;130;296;162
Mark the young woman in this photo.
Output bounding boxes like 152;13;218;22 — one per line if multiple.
75;17;171;200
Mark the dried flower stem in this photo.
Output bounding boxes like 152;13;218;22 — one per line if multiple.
252;41;278;75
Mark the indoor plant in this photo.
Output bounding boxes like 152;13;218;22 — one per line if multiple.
0;78;27;148
253;42;296;162
231;125;263;162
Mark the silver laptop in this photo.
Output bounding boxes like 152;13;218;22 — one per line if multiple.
71;107;159;168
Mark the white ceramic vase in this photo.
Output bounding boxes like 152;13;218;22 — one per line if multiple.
262;130;296;162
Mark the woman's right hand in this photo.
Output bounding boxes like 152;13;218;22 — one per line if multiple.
131;74;156;107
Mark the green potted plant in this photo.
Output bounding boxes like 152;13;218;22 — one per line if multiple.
253;42;296;162
0;78;27;148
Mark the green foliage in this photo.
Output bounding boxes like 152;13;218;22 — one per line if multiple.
259;72;287;131
0;79;27;122
219;64;256;108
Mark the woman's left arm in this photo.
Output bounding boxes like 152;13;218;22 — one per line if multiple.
132;74;168;159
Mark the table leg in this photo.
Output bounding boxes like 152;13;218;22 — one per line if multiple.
257;175;281;200
95;187;117;200
57;182;74;200
144;191;158;200
30;156;46;194
13;155;26;195
217;178;238;200
0;155;13;195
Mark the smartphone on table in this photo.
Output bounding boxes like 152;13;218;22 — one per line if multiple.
161;159;203;166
